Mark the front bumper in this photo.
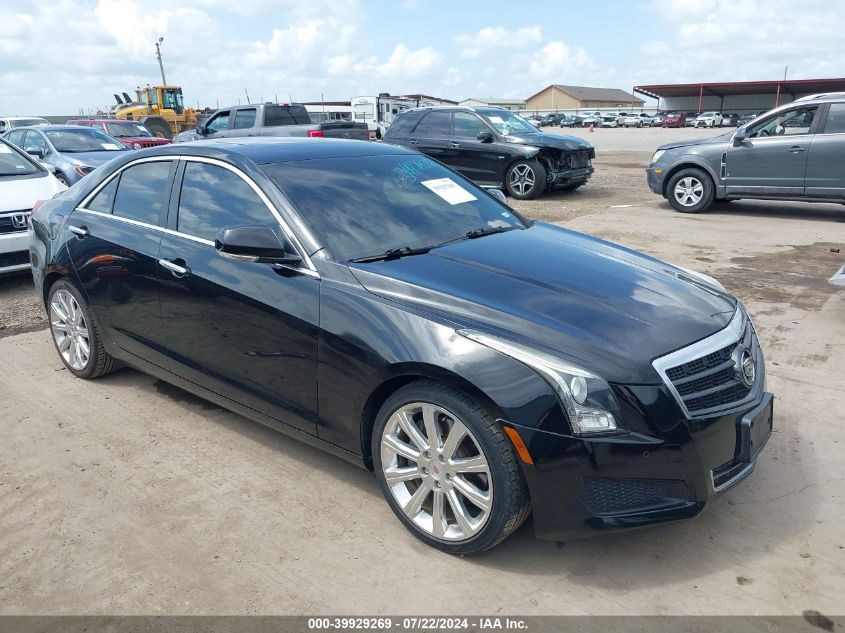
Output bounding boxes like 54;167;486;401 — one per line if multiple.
646;163;667;194
0;231;30;274
549;165;594;188
507;388;774;541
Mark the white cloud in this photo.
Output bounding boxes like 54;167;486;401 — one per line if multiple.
377;44;442;79
528;41;597;84
456;26;542;58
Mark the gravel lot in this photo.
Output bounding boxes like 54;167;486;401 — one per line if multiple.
2;127;844;616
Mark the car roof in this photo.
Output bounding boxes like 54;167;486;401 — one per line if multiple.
67;119;138;124
129;137;417;164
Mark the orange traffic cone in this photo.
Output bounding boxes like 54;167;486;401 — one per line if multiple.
589;123;594;132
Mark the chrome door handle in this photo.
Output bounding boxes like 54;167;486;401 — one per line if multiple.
159;259;189;276
68;225;88;237
787;146;807;153
408;139;419;145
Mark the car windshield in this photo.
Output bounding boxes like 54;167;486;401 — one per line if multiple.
0;141;39;176
10;118;48;128
477;110;537;135
263;154;526;261
105;122;152;138
45;128;128;152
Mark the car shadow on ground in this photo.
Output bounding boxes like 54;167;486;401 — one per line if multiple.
94;366;819;592
664;199;845;222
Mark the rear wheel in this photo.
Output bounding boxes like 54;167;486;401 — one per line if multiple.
505;160;546;200
372;380;530;555
666;168;715;213
47;279;120;379
55;172;70;187
140;116;173;140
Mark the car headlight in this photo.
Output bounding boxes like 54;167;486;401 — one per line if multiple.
133;142;142;150
651;149;665;164
457;330;621;435
675;265;727;293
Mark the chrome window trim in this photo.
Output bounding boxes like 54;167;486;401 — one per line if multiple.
74;154;319;277
652;305;762;419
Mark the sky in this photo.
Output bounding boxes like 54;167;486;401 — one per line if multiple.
1;0;844;115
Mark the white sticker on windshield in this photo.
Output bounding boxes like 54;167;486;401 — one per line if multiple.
421;178;477;206
101;143;120;150
488;116;504;124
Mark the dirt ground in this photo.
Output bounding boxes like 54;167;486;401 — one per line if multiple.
2;129;844;616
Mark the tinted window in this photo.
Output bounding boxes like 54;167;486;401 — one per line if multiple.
233;108;257;130
386;111;424;135
87;177;119;213
413;111;451;136
0;140;38;176
112;161;172;225
264;105;311;126
177;162;274;241
823;103;845;134
453;112;489;139
263;154;525;261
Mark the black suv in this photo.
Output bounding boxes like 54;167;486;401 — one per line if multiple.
383;106;595;199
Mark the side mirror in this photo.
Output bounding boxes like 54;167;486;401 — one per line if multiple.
27;148;45;158
477;131;494;143
215;224;303;266
195;124;207;135
733;129;747;147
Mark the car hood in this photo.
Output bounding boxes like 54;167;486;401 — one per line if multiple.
0;173;64;211
502;132;594;152
63;150;129;167
657;130;733;151
348;223;735;384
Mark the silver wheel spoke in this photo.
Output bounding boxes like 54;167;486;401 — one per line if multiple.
403;480;432;518
441;420;468;460
58;335;72;353
382;434;420;462
431;491;446;538
421;404;441;450
395;411;427;452
453;475;491;512
384;466;421;486
51;320;69;333
446;489;475;536
451;455;488;474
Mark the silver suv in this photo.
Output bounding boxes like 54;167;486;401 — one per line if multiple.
647;94;845;213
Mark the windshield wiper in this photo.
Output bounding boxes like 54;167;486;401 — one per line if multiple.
349;245;432;263
464;226;515;240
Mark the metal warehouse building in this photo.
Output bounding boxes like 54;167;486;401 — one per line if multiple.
634;78;845;115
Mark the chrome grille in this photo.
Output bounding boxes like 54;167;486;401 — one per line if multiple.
0;210;30;234
652;307;763;418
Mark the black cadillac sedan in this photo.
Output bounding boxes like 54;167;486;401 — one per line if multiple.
29;138;773;554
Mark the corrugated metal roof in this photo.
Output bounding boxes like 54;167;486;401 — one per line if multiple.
553;85;643;103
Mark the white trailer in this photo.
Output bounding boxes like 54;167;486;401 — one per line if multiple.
351;94;419;139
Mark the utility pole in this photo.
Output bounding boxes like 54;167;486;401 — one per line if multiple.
155;37;167;85
245;89;250;104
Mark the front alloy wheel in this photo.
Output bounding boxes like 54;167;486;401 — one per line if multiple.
674;176;704;208
380;402;492;541
373;380;531;554
505;160;546;200
666;167;715;213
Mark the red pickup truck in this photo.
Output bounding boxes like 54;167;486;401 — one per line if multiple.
66;119;171;150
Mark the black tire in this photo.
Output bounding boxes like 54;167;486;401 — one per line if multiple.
666;168;715;213
504;159;546;200
55;172;70;187
46;279;120;379
140;116;173;140
372;380;531;555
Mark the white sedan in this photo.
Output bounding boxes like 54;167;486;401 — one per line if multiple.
693;112;723;128
621;113;653;127
0;138;65;275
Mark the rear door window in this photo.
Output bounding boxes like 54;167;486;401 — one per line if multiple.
233;108;257;130
412;111;451;136
86;178;120;214
822;103;845;134
112;161;173;226
264;106;311;126
177;161;276;242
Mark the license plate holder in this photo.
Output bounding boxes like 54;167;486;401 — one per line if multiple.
738;392;773;463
